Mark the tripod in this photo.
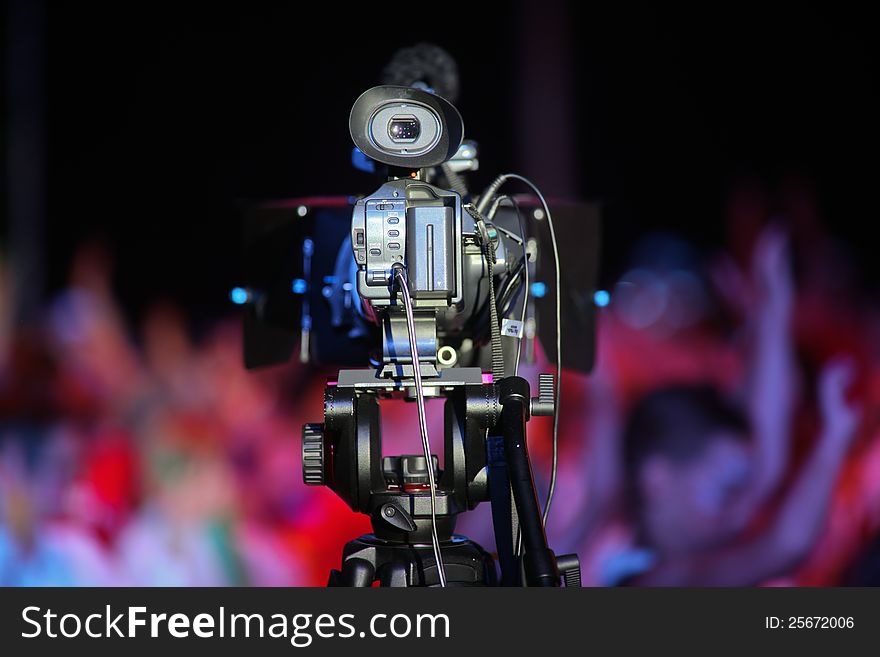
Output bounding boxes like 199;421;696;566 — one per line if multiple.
303;368;580;587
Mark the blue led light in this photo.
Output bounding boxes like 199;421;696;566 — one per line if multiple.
291;278;308;294
594;289;610;307
530;282;547;298
229;287;249;305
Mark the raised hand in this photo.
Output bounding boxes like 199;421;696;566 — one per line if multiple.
818;358;861;449
752;226;794;320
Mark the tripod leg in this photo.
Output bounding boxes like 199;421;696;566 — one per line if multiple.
332;558;375;587
378;562;409;587
497;377;560;587
487;435;519;585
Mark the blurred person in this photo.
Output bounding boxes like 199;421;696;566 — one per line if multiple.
722;227;799;512
195;320;287;439
39;426;126;586
116;411;240;586
47;241;145;424
232;430;313;586
616;359;859;585
717;177;880;583
57;425;140;550
0;245;127;584
561;225;801;581
198;321;376;585
788;368;880;585
139;301;205;410
0;432;76;585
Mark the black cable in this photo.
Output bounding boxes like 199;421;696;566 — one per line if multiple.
392;265;447;587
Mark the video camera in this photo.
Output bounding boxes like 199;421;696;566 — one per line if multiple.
241;51;600;586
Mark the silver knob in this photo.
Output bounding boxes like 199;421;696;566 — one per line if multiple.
530;373;556;417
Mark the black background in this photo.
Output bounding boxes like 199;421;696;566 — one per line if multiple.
4;2;877;326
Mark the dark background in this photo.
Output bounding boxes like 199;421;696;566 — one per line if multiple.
4;2;877;328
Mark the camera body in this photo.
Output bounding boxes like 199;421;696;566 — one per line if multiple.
348;86;512;378
351;177;508;377
351;179;462;312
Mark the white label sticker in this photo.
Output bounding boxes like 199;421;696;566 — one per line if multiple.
501;319;524;338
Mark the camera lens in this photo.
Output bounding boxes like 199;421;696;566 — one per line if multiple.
388;116;420;141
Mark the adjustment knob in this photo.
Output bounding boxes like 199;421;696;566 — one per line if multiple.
302;423;326;486
530;373;556;416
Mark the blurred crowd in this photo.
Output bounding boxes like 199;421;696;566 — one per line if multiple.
2;178;880;586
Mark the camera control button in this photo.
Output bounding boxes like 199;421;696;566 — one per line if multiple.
369;248;381;256
388;230;399;237
388;243;400;250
